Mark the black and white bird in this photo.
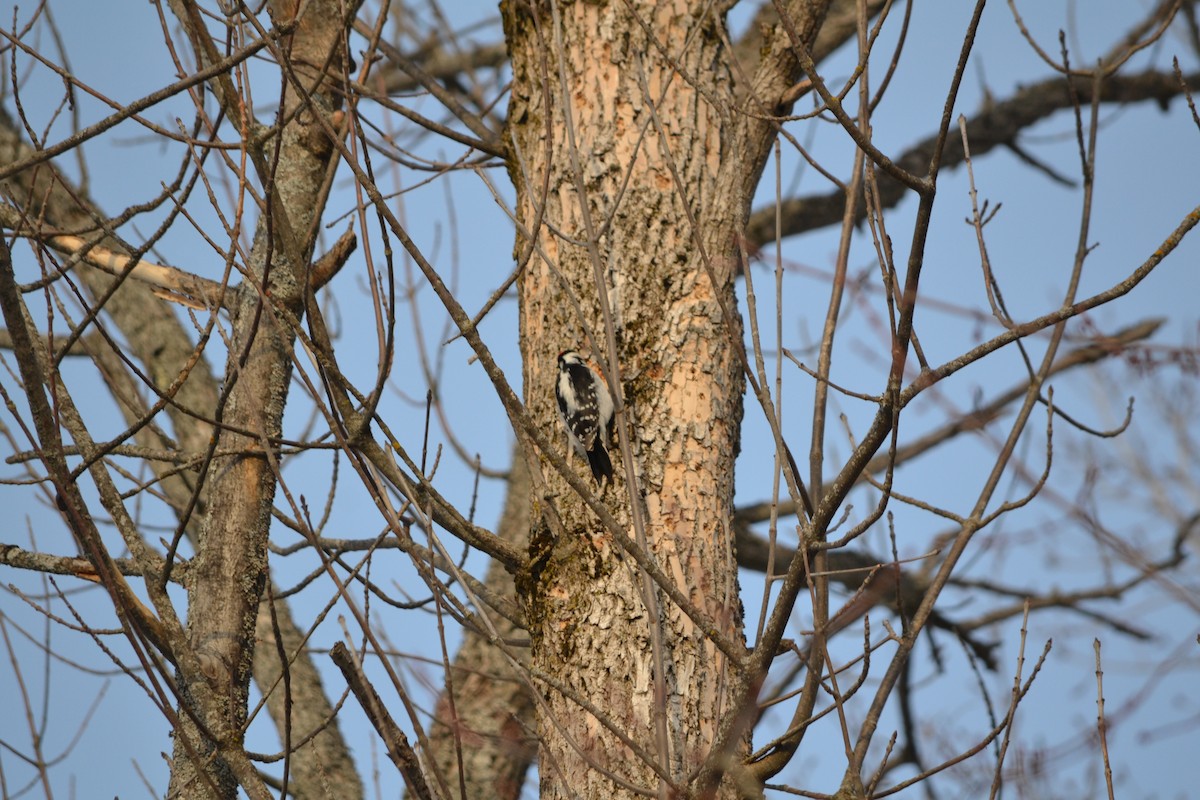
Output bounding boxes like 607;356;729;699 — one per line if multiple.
555;350;615;485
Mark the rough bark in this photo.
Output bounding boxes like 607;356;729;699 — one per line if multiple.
499;1;833;794
500;1;808;796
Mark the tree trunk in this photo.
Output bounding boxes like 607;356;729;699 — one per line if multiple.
168;2;355;796
501;1;774;796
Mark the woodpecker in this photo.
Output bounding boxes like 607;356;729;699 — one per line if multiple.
555;350;615;486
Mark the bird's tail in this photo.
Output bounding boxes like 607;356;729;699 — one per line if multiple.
587;444;614;486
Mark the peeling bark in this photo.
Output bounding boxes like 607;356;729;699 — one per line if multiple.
500;1;834;794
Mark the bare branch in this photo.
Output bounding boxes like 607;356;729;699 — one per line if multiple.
746;69;1200;246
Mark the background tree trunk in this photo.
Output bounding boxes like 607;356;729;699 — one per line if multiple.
0;102;364;800
428;452;537;800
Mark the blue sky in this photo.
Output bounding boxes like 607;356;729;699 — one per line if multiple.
1;2;1197;798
